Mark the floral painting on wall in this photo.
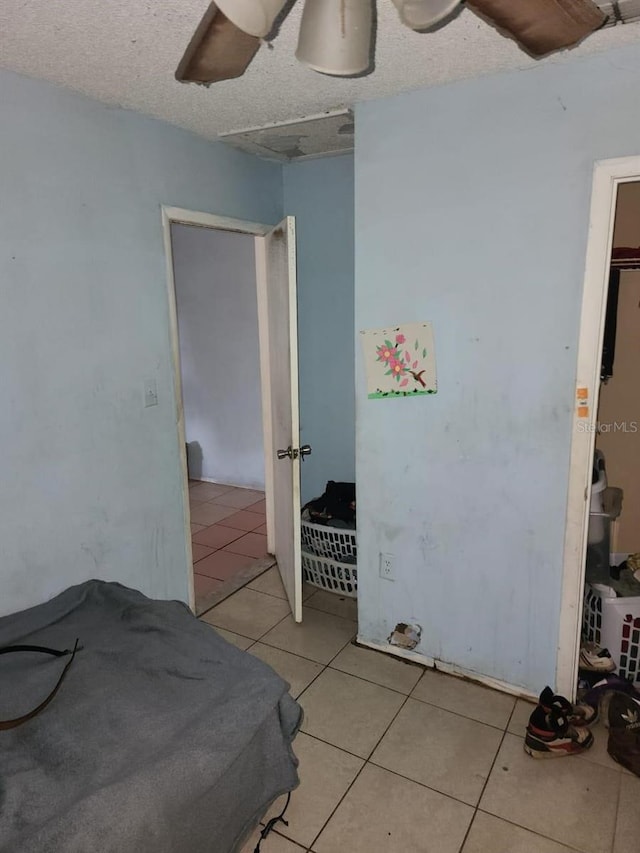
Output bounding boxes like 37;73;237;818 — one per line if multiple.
360;322;437;399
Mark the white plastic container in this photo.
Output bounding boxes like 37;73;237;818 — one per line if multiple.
301;517;357;597
583;583;640;684
588;450;608;544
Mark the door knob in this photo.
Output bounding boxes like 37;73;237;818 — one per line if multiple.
277;446;299;460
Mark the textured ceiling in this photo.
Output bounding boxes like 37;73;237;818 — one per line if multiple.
0;1;638;141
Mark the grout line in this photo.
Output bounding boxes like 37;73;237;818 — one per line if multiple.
474;808;603;853
403;693;517;733
609;773;623;853
456;723;510;852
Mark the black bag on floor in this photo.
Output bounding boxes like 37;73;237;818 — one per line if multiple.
607;691;640;776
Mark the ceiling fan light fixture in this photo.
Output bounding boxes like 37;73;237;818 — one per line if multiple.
214;0;290;37
391;0;462;30
296;0;373;76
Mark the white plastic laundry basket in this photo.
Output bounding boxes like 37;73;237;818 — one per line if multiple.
583;583;640;684
301;517;357;597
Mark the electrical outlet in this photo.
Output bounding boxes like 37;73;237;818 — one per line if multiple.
379;552;396;581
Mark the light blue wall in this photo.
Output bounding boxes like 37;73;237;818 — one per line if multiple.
284;156;355;504
0;69;282;618
171;225;264;490
355;43;640;693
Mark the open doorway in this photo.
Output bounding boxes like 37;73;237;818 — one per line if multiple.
162;208;305;621
558;160;640;699
170;222;270;615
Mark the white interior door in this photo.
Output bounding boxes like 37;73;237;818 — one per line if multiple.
256;217;304;622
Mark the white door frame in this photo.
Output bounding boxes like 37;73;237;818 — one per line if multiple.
161;206;275;613
556;156;640;698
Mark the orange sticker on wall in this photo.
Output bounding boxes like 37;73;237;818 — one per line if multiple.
578;406;589;418
577;387;588;400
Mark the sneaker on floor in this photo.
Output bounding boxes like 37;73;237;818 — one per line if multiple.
524;700;594;758
580;641;617;673
538;685;598;726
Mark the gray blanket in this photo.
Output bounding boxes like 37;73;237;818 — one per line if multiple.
0;580;301;852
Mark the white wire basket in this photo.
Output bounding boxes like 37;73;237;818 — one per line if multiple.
302;551;358;598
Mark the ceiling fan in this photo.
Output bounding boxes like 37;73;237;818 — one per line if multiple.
175;0;607;86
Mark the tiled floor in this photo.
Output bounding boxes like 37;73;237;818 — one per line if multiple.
199;569;639;853
189;481;268;614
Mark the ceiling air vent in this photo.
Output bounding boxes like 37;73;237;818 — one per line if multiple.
219;111;354;162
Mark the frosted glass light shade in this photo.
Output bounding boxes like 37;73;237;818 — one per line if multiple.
391;0;461;30
296;0;373;76
215;0;289;38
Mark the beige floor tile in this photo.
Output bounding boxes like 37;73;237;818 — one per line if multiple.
189;501;238;526
263;733;363;848
303;583;316;601
299;669;405;758
577;721;626;773
248;567;287;599
330;644;423;694
372;698;502;805
463;812;582;853
305;589;358;621
480;733;620;853
261;607;356;664
201;588;290;640
240;830;304;853
250;643;323;698
213;488;265;509
189;481;235;500
209;626;254;651
412;669;516;729
614;773;640;853
312;763;473;853
507;698;536;734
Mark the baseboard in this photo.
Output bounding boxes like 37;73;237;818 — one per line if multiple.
194;476;266;491
355;636;537;702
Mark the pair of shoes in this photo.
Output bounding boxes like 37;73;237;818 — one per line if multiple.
579;641;616;673
524;687;596;758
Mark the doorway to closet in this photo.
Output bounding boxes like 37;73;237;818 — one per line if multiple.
558;160;640;700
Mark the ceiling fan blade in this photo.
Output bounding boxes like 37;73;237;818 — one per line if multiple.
468;0;606;57
175;2;261;85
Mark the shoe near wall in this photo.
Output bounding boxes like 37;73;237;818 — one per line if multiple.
524;687;595;759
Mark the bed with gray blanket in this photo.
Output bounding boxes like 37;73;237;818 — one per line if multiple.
0;580;302;852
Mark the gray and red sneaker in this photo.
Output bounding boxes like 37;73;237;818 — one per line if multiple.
524;687;595;758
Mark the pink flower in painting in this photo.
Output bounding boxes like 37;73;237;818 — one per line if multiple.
389;359;405;379
376;344;400;365
399;378;409;387
395;333;406;345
